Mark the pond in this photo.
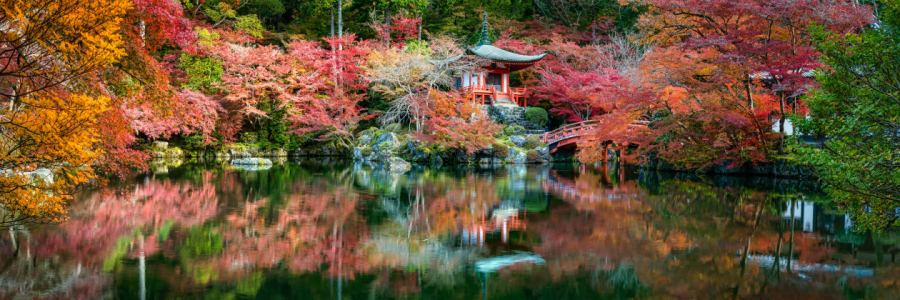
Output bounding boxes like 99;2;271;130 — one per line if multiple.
1;159;897;299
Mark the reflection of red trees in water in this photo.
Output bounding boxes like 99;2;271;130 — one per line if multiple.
1;166;890;299
1;174;219;299
217;184;371;280
532;169;879;299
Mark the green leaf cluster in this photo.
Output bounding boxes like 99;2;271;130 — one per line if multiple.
257;105;305;151
179;53;224;92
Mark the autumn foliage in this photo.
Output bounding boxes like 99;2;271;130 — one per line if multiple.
415;90;502;154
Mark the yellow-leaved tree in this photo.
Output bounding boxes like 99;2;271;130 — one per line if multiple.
0;0;130;228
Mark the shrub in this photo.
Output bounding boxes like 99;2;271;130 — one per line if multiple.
526;150;541;163
361;146;373;156
522;135;544;149
502;140;515;147
383;123;401;132
525;107;549;127
492;143;509;159
504;124;526;136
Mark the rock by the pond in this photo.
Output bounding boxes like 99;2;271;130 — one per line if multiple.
25;168;54;184
509;135;526;147
538;147;551;162
358;134;373;145
375;132;400;149
232;158;273;166
513;151;527;164
386;157;411;173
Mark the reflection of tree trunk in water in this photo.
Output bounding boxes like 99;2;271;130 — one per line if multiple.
787;199;795;273
481;272;488;300
139;232;146;300
733;199;765;300
619;162;625;186
771;209;783;279
330;224;337;300
873;231;885;267
338;226;343;300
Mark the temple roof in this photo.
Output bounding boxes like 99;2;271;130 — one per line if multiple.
466;13;546;65
466;44;547;63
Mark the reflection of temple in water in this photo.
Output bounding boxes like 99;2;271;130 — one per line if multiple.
460;203;528;247
783;200;853;234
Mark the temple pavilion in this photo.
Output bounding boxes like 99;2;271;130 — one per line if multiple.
452;13;546;107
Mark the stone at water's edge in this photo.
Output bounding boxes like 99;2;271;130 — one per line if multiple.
513;152;527;164
509;135;526;147
375;132;399;149
387;157;411;173
538;147;551;162
231;158;273;166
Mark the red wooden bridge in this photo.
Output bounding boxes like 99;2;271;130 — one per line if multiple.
539;120;650;157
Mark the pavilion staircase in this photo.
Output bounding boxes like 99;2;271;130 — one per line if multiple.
493;95;516;107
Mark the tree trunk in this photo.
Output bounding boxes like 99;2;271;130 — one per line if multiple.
745;73;754;109
338;0;343;39
418;14;423;41
385;6;391;45
331;6;335;39
8;227;16;255
779;93;786;153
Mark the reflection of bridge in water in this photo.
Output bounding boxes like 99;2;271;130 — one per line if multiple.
541;171;642;203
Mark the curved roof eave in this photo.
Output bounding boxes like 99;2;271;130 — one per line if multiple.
466;45;547;63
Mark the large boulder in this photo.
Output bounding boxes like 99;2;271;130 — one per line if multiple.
358;134;373;146
386;157;411;173
375;132;400;149
538;147;551;162
509;135;526;147
513;151;527;164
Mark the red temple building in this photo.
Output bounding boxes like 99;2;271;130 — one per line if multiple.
453;13;546;107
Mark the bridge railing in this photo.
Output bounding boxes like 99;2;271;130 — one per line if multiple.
541;120;601;144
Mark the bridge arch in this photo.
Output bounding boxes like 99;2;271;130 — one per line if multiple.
539;120;649;159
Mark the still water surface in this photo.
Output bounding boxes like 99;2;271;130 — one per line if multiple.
1;159;896;299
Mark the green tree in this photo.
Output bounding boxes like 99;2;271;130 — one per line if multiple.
797;1;900;231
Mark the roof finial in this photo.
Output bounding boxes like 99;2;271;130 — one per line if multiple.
478;12;491;46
